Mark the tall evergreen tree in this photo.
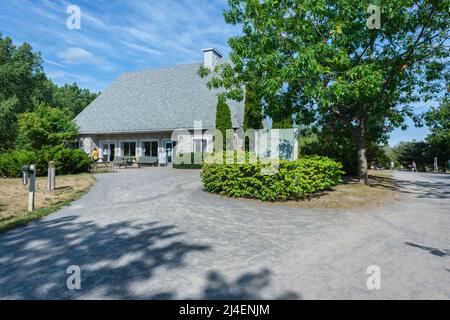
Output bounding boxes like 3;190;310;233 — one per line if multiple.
215;98;233;150
243;88;263;131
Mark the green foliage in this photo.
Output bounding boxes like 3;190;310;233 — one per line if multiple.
391;140;428;171
200;0;449;183
243;88;263;131
215;99;233;150
51;83;98;117
0;149;37;178
0;33;98;151
18;104;78;149
0;146;91;178
201;155;344;201
216;99;233;136
0;33;45;151
173;152;206;169
424;97;450;171
50;147;92;175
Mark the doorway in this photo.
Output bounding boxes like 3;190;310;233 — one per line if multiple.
164;141;177;163
101;143;115;162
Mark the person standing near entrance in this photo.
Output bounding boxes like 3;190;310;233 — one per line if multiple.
92;147;100;162
411;160;417;172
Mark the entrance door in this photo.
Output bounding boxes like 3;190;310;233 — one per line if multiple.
165;141;173;163
164;141;177;163
102;143;115;162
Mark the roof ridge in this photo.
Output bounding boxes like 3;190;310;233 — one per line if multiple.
122;62;202;76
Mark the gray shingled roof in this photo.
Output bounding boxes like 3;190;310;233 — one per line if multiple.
74;63;244;134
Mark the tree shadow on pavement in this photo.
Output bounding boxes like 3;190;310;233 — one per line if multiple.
370;175;450;199
0;216;300;300
405;242;450;257
198;269;299;300
0;215;210;299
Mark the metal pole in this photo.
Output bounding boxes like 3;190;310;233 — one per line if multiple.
48;161;55;191
28;164;36;212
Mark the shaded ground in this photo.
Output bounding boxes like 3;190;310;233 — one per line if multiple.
0;169;448;299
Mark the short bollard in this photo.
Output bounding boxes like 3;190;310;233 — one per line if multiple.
28;164;36;212
48;161;56;191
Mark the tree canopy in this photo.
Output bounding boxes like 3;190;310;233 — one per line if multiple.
243;88;264;131
200;0;449;184
0;34;45;150
0;33;98;151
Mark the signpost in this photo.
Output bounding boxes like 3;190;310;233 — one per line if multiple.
28;164;36;212
21;164;36;212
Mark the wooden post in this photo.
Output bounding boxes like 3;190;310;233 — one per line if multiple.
28;164;36;212
48;161;56;191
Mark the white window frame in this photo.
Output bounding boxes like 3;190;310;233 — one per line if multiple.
141;139;159;157
121;140;138;157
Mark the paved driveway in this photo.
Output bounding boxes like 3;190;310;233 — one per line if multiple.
0;169;449;299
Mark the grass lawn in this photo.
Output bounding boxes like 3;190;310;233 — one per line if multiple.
0;173;95;233
280;170;401;209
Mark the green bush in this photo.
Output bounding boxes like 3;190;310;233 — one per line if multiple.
0;150;37;178
0;146;91;177
173;152;206;169
51;146;92;174
201;154;344;201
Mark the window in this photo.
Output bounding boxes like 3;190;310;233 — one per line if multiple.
193;139;207;153
143;141;158;157
123;142;136;157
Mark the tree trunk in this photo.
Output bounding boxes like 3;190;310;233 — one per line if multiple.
357;128;368;185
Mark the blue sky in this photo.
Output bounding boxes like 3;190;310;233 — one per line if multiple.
0;0;431;145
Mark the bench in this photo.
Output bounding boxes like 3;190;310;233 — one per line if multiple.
137;156;158;167
112;156;128;168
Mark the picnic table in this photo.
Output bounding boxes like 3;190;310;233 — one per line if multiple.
117;156;140;168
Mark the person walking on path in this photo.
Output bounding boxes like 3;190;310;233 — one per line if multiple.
411;160;417;172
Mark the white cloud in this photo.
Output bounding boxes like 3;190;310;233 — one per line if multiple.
55;47;115;71
57;47;95;63
121;42;163;56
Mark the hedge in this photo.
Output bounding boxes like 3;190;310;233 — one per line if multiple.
173;152;207;169
201;154;344;201
0;146;92;178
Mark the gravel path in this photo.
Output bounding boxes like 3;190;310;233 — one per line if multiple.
0;169;448;299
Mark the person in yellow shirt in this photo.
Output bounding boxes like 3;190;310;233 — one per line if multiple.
92;147;100;162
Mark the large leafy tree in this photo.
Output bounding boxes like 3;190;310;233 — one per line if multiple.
200;0;449;184
0;33;46;151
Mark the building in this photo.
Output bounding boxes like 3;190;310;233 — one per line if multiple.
75;48;244;164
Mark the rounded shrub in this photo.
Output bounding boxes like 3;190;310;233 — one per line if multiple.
201;154;344;201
